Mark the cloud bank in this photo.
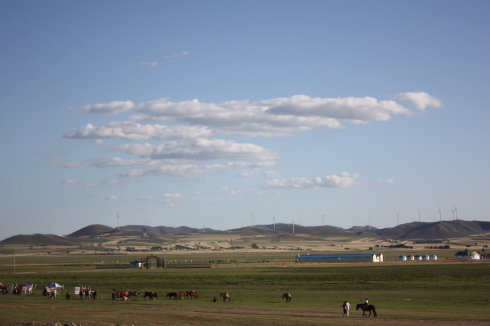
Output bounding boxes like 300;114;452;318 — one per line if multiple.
57;92;441;191
262;172;360;189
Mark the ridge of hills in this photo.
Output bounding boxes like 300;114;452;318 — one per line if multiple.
1;220;489;246
0;234;81;246
68;224;220;237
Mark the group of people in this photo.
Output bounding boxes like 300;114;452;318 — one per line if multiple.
342;298;369;317
78;288;97;300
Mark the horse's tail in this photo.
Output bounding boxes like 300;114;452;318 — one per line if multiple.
372;305;377;317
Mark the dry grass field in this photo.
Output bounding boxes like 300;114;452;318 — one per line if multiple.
0;230;489;326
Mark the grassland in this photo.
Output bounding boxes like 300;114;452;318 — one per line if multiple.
0;251;489;326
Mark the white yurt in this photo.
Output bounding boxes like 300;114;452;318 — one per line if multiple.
398;255;407;261
455;250;481;260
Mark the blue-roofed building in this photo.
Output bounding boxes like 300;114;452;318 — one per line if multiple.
129;260;144;268
297;253;383;263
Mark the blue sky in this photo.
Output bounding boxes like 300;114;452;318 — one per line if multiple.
1;1;489;239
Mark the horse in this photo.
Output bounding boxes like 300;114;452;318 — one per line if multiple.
166;292;178;300
219;292;231;302
282;293;292;303
178;291;187;299
116;290;129;300
187;290;198;299
127;291;140;299
144;291;158;301
356;303;377;317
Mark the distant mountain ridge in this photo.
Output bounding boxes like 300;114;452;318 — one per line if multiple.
1;220;489;245
374;220;490;239
67;224;219;237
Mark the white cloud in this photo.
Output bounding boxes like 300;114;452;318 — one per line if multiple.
164;50;191;61
262;172;360;189
239;169;258;177
119;163;230;178
378;178;395;184
105;195;119;201
139;61;159;67
133;97;341;136
64;121;211;140
114;138;279;162
219;186;242;195
161;200;177;207
163;193;183;199
396;92;443;111
77;93;441;136
51;157;154;169
81;182;98;187
264;95;411;122
263;170;281;178
102;178;122;185
61;179;78;184
81;100;135;115
134;196;155;202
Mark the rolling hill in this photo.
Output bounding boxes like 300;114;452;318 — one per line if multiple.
68;224;114;237
0;234;80;246
374;220;490;239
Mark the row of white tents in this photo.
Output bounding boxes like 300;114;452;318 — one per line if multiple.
398;254;438;261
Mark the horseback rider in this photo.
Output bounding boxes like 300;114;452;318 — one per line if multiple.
364;298;369;309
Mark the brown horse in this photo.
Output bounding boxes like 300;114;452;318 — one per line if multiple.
178;291;187;299
356;303;377;317
116;290;129;300
282;293;292;303
127;291;140;299
219;292;231;302
186;290;198;299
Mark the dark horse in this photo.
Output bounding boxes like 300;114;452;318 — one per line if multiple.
144;291;158;301
166;292;178;300
282;293;292;303
356;303;377;317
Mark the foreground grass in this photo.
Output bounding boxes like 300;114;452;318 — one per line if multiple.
0;255;489;325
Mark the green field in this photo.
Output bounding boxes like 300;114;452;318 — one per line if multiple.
0;253;489;325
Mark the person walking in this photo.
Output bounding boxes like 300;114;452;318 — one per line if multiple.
343;300;351;317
